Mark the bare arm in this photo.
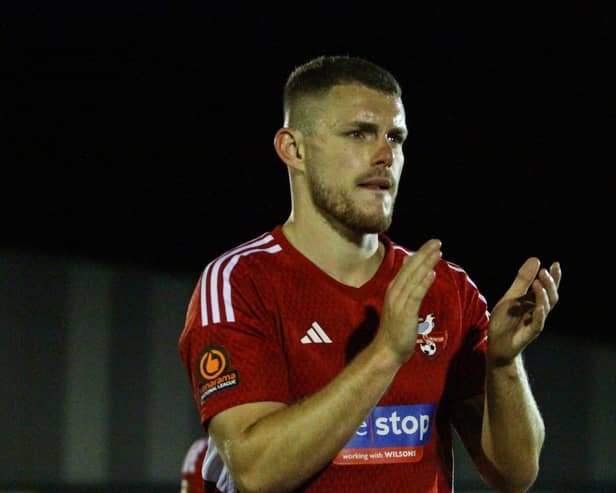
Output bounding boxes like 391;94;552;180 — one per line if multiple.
482;354;546;491
454;259;561;493
208;239;442;493
453;359;546;493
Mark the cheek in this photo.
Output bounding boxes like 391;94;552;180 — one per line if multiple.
315;147;357;174
338;147;368;172
393;154;404;174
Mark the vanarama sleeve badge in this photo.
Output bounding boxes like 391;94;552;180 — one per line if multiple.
196;345;239;403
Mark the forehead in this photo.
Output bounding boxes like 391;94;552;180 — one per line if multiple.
316;83;406;128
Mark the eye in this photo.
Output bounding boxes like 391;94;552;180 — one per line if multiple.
348;130;364;139
387;133;405;145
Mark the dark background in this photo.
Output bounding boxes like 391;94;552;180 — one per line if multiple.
2;3;614;343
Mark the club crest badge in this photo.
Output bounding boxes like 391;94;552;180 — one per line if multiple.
416;314;446;356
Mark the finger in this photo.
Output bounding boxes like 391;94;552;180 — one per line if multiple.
539;268;559;308
550;261;562;289
531;280;548;329
519;301;546;345
505;257;540;299
514;280;547;341
396;246;441;304
407;239;442;272
389;239;441;295
533;277;551;313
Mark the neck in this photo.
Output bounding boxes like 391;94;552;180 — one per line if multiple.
282;212;385;288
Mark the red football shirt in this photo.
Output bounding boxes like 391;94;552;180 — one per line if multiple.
178;225;489;492
181;437;207;493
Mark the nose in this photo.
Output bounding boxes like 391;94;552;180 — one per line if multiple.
373;137;395;168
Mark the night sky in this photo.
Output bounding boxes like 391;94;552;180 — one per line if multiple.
2;4;614;342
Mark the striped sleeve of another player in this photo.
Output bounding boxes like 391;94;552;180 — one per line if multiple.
200;233;282;326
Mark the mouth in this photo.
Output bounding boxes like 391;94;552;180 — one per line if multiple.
358;176;393;191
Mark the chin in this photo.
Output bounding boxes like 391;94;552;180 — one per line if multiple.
350;214;393;234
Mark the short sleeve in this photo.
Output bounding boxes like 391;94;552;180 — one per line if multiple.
179;255;291;428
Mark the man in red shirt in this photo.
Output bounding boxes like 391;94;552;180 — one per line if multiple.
180;437;207;493
179;55;561;492
180;436;235;493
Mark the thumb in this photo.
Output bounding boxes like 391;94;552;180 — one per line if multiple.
504;257;541;299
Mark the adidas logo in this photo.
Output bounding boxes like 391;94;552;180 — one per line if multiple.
301;322;332;344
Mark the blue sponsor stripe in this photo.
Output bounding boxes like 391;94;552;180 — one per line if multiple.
345;404;435;449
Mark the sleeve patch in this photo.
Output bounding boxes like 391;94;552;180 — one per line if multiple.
197;345;239;403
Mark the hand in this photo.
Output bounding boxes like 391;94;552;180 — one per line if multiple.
487;258;562;367
376;239;442;364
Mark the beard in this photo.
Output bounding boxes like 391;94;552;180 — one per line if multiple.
305;168;395;234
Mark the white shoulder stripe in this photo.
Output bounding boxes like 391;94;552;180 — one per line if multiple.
200;234;280;326
446;261;489;307
200;261;213;326
222;245;282;323
202;233;275;326
393;244;413;255
446;261;465;273
201;233;273;326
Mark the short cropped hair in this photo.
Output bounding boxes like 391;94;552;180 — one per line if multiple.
283;55;402;132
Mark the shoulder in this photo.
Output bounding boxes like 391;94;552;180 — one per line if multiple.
195;229;287;293
382;234;413;258
387;236;480;292
181;437;208;474
185;229;288;328
203;230;284;276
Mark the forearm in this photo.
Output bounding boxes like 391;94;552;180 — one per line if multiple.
482;355;545;491
220;343;402;493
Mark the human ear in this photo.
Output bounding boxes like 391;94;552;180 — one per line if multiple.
273;127;305;172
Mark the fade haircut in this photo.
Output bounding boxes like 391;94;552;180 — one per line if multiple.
283;55;402;134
